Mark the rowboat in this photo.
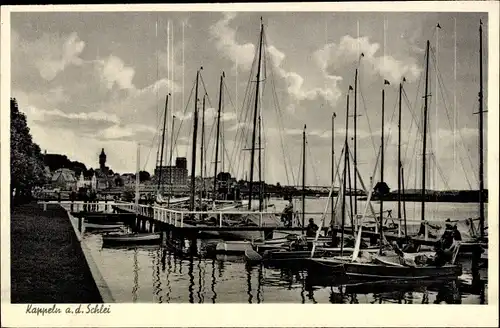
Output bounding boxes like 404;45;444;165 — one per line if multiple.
310;255;462;280
102;232;162;245
85;222;124;230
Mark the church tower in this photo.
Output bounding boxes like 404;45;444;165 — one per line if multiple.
99;148;107;171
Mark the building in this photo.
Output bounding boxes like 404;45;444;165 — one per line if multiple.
95;148;113;190
51;168;77;191
154;157;188;187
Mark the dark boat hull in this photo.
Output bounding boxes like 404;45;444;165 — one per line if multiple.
102;233;161;245
310;258;462;280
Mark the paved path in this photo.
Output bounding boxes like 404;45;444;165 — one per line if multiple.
10;202;103;303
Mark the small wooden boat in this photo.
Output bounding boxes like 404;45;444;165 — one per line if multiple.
215;240;254;254
102;232;162;245
85;222;124;230
310;256;462;280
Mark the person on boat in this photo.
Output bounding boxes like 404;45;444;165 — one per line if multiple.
306;218;319;237
281;199;294;228
452;224;462;241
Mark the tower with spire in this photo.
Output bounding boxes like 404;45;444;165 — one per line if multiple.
99;148;107;171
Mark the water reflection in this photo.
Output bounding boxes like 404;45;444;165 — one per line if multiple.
256;264;263;303
132;248;138;302
188;257;194;303
211;259;217;303
246;263;253;303
197;257;205;303
90;240;487;304
153;248;163;303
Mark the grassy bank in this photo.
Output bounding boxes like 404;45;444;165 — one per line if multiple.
10;202;103;303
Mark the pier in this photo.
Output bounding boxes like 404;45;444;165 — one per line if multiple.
38;200;484;253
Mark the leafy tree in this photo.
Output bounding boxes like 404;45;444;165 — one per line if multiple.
11;98;47;203
138;170;151;182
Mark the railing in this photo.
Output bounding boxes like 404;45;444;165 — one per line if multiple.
38;200;122;213
40;200;470;240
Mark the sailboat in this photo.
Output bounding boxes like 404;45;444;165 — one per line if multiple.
310;41;463;280
206;19;286;241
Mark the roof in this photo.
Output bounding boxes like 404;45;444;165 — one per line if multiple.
51;168;77;183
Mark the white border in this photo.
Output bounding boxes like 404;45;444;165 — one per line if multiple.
1;2;499;327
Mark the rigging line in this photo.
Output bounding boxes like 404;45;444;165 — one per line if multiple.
431;153;451;190
266;56;295;186
230;75;254;169
358;87;379;154
261;28;295;186
430;49;479;186
171;77;196;154
306;140;320;186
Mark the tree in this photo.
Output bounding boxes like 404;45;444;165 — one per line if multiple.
138;170;151;182
11;98;47;203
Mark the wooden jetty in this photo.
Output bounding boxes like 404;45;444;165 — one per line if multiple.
39;200;485;255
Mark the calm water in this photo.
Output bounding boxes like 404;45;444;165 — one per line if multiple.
80;199;488;304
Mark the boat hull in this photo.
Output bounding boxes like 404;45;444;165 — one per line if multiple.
85;222;123;230
102;233;162;245
311;257;462;280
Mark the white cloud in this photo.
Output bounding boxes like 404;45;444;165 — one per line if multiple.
97;55;136;90
314;35;422;85
23;106;120;125
18;32;87;81
209;12;256;71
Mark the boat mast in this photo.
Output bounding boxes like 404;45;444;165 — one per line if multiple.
379;84;386;254
168;116;175;205
478;20;485;239
158;94;170;193
302;124;306;231
331;112;336;228
248;19;264;211
421;40;430;222
341;91;350;256
190;68;202;212
213;72;224;203
200;94;206;208
398;81;403;222
258;115;263;211
401;165;408;239
353;69;358;219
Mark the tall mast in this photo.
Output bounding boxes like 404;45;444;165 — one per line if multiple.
302;124;306;231
157;94;170;193
213;72;224;202
248;19;264;210
168;116;175;205
478;20;485;239
258;115;263;211
380;85;386;254
190;68;202;211
398;81;403;221
401;165;408;239
341;91;350;256
200;94;206;208
353;69;358;219
421;40;430;222
331;112;336;227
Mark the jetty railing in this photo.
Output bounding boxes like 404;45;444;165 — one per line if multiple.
112;201;280;229
38;200;473;240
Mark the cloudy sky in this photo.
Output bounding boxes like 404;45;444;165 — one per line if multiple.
10;9;489;190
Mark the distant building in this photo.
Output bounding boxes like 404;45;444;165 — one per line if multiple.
51;168;77;191
154;157;188;187
95;148;113;190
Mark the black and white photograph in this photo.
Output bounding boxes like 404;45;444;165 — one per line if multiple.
1;2;498;327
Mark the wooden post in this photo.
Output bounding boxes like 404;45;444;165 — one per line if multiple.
219;212;223;227
78;216;83;233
